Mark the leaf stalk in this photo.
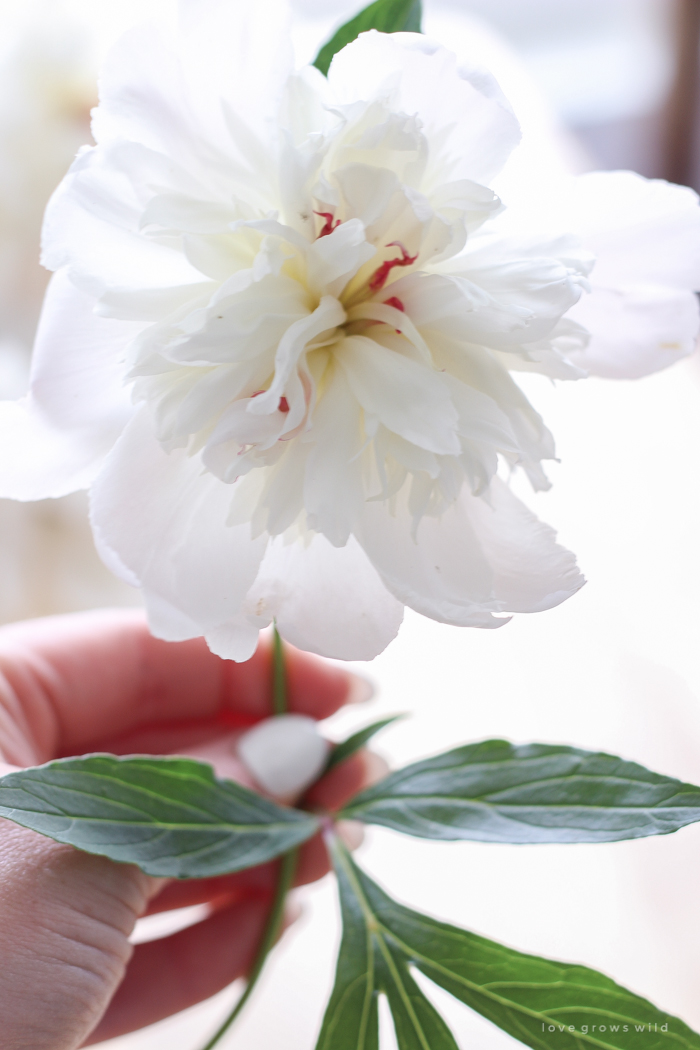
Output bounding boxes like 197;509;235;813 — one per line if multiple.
197;626;295;1050
197;847;299;1050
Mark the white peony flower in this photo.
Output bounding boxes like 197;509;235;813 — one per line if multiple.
0;0;698;661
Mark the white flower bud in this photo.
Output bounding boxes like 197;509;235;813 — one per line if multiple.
237;714;331;800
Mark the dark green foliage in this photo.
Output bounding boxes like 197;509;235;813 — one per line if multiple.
313;0;422;77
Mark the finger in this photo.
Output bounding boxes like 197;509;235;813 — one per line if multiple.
144;833;330;916
0;610;372;762
305;749;389;811
144;750;385;916
0;820;157;1050
83;893;297;1044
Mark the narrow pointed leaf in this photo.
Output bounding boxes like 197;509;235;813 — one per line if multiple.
325;715;405;773
376;943;460;1050
332;841;700;1050
341;739;700;843
317;835;459;1050
313;0;422;77
315;837;380;1050
0;754;319;878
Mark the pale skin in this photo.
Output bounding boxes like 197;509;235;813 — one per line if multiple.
0;610;381;1050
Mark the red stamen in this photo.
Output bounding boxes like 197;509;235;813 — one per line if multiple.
383;296;405;313
369;242;418;292
314;211;341;238
251;389;289;413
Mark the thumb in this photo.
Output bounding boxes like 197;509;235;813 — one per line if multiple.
0;816;160;1050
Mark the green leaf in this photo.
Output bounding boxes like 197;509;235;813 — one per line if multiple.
327;839;700;1050
325;715;405;773
317;835;459;1050
0;754;319;878
341;739;700;843
313;0;422;77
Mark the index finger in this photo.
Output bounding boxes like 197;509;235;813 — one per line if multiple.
0;610;372;763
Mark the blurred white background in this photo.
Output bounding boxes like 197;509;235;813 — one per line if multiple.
1;1;699;1048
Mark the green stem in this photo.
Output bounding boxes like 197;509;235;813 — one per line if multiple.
196;623;293;1050
197;848;299;1050
272;624;287;716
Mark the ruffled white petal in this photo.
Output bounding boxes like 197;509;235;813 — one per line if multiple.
326;31;521;186
567;285;700;379
242;532;404;660
93;1;292;193
466;478;584;612
498;170;700;378
356;477;582;626
0;401;108;501
90;407;268;642
558;171;700;290
303;362;365;546
337;335;460;455
0;271;141;499
42;145;213;312
560;172;700;377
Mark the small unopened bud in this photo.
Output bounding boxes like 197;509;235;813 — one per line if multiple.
237;714;330;800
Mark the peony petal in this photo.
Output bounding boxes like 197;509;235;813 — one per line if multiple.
249;296;346;414
327;31;520;186
559;171;700;290
0;271;142;499
169;271;311;366
494;171;700;378
243;533;404;661
42;144;211;304
304;363;365;546
90;1;293;213
337;335;460;455
356;484;502;627
438;234;591;350
90;407;267;641
466;477;584;612
204;618;261;663
0;401;108;501
305;219;376;298
30;271;140;431
568;284;700;379
357;477;582;625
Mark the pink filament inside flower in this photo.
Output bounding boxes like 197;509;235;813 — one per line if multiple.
369;242;418;292
383;295;406;333
251;390;290;413
314;211;341;238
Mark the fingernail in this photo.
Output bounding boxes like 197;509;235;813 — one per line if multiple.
346;674;375;705
283;898;303;927
362;751;390;787
335;819;365;852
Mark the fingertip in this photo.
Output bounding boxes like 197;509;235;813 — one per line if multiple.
335;819;365;852
304;750;366;810
362;750;390;788
345;674;375;706
284;648;363;720
281;896;303;933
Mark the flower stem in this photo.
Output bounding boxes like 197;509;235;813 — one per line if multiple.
272;624;287;716
197;847;299;1050
195;624;294;1050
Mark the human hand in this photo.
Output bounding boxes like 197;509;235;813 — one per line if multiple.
0;610;379;1049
